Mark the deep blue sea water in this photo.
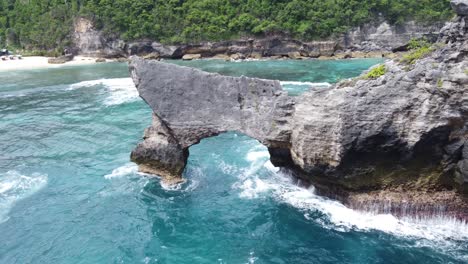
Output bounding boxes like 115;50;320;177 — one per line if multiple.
0;59;467;264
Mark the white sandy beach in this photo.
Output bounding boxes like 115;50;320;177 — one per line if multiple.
0;56;113;71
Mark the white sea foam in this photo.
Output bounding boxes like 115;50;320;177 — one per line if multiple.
280;81;331;87
101;163;150;197
69;78;138;105
247;252;258;264
237;177;271;199
246;151;270;162
104;163;139;179
0;171;48;223
233;146;468;254
105;163;200;193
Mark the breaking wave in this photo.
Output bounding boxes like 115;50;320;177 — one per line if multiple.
232;147;468;260
104;163;200;195
0;171;48;223
104;163;139;179
69;78;138;105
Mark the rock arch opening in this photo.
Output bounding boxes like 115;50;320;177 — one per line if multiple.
129;58;295;184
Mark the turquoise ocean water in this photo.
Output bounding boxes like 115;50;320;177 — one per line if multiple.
0;59;467;263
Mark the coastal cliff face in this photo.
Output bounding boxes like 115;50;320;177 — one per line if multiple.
130;1;467;218
344;20;445;52
73;18;126;58
73;18;444;59
291;12;467;217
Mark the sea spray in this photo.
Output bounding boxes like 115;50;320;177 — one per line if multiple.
0;171;47;223
69;78;138;105
232;145;468;257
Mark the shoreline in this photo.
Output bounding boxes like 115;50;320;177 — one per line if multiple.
0;55;115;71
0;52;390;72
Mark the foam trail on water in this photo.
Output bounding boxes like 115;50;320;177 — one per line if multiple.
233;146;468;259
0;171;48;223
69;78;138;105
232;149;272;198
280;81;331;87
105;163;200;193
104;163;139;179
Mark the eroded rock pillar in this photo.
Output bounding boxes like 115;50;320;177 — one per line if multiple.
130;114;188;184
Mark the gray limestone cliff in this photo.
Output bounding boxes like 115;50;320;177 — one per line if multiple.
129;59;294;184
73;18;126;58
130;1;467;218
290;11;467;217
73;18;445;59
344;20;445;52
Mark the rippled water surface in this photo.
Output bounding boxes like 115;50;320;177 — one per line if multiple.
170;58;383;95
1;60;467;264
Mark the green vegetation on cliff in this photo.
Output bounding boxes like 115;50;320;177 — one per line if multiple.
0;0;454;51
402;38;435;64
365;65;386;79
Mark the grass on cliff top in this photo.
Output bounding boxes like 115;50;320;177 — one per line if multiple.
401;38;434;65
364;64;386;79
402;46;434;65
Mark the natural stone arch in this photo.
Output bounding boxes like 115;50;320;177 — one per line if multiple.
129;4;468;218
129;58;295;184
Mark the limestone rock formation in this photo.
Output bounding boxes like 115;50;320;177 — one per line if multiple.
451;0;468;15
288;4;467;217
344;20;445;52
73;18;125;58
129;58;294;184
72;17;445;59
130;1;467;218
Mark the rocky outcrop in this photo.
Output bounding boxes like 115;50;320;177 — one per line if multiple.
288;6;467;217
451;0;468;15
344;20;445;52
129;58;294;184
73;17;446;59
48;54;74;64
182;54;201;60
130;2;467;218
73;18;126;58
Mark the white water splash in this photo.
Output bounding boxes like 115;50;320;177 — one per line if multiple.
0;171;48;223
280;81;331;87
104;163;139;179
246;251;258;264
104;163;200;193
246;151;270;162
233;147;468;251
69;78;138;105
101;163;150;197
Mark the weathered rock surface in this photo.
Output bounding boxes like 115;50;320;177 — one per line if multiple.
129;58;295;183
344;20;445;52
288;6;468;218
72;17;446;59
48;54;74;64
451;0;468;16
182;54;202;60
73;18;126;58
130;2;467;218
